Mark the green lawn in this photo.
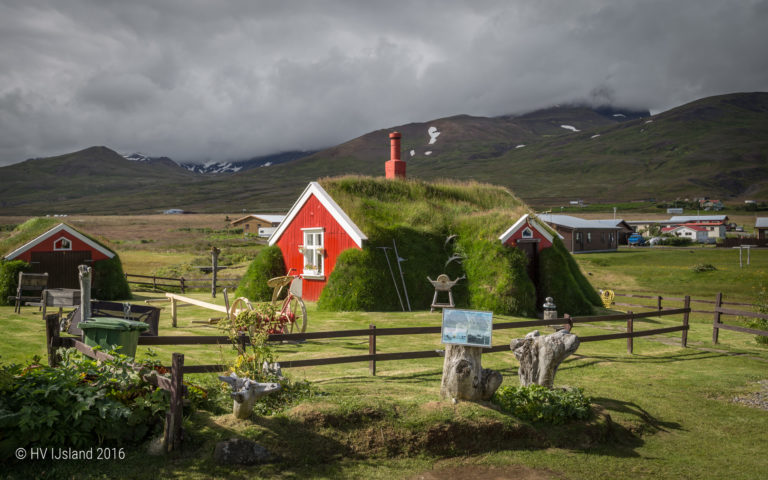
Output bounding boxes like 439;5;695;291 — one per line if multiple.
3;287;768;479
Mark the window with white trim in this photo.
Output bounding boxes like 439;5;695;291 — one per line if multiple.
521;227;533;239
54;237;72;251
301;228;324;277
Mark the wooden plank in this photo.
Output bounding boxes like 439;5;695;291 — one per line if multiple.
714;323;768;337
715;307;768;320
682;296;690;347
45;313;60;367
580;325;686;342
627;312;634;354
165;293;228;313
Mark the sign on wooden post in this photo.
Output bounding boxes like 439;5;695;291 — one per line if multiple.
441;309;492;348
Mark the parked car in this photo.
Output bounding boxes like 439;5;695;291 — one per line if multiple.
628;233;645;246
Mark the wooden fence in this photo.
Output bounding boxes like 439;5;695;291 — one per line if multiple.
611;291;768;343
711;292;768;344
611;291;752;316
124;273;242;293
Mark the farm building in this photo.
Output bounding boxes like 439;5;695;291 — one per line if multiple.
1;218;130;300
253;132;601;316
757;218;768;243
661;225;709;243
665;215;728;242
231;214;286;237
537;214;622;253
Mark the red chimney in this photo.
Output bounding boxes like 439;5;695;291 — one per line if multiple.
385;131;406;179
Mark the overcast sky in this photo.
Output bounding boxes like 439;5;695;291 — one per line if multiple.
1;0;767;166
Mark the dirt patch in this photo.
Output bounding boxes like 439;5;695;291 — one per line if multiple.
409;464;562;480
732;379;768;410
285;403;616;460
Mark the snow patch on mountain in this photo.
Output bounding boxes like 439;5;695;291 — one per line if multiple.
428;126;441;144
561;125;580;132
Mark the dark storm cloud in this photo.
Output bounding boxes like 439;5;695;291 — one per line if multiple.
0;0;766;166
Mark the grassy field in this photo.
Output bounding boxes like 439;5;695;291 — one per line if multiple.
2;216;768;479
3;289;768;479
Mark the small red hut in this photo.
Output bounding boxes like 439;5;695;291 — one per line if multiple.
3;223;115;288
268;182;367;301
499;214;560;283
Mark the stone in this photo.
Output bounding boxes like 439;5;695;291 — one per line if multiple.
510;329;579;388
213;438;272;465
440;344;502;401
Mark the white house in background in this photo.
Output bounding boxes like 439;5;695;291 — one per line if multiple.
661;225;709;243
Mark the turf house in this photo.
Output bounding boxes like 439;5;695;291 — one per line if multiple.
0;218;131;303
238;133;601;316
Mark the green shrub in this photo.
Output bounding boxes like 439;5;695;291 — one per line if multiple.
0;260;30;306
93;255;132;300
235;245;286;301
492;384;592;424
0;350;169;459
656;236;694;246
746;284;768;346
691;263;717;273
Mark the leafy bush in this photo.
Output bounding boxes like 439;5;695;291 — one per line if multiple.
492;384;592;424
92;255;132;300
235;245;286;301
0;350;169;459
656;236;694;246
745;284;768;346
691;263;717;273
0;260;30;306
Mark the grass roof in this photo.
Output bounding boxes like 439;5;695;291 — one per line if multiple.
0;217;117;257
318;175;530;241
310;176;598;315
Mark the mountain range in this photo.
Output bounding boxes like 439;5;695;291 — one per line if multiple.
0;92;765;215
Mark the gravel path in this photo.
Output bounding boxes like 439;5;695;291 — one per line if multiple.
732;379;768;411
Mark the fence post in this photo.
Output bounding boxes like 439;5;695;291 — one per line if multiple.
153;275;157;290
180;276;186;294
369;324;376;376
45;312;61;367
682;295;690;347
657;295;662;311
627;311;634;354
170;296;177;328
712;292;722;344
211;246;220;298
238;332;248;356
164;353;184;452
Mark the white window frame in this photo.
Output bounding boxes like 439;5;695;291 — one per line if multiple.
301;228;325;279
521;227;533;239
53;237;72;251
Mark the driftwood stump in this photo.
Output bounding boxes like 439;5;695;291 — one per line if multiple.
510;330;579;388
218;373;282;419
440;344;502;401
78;265;92;323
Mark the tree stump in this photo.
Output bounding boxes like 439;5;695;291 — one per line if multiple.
510;330;579;388
440;344;502;401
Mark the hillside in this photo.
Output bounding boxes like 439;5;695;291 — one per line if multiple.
0;93;765;215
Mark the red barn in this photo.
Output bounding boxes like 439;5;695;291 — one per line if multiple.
3;223;115;288
268;182;367;301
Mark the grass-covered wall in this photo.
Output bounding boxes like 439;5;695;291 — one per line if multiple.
0;218;131;301
311;176;599;316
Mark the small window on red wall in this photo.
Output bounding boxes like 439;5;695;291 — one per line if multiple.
54;237;72;251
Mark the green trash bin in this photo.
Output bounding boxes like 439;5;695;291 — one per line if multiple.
79;317;149;358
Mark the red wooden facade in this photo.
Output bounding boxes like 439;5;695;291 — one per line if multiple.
271;184;366;302
10;230;111;263
3;224;115;289
499;214;555;252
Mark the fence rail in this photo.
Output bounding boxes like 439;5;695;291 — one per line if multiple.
124;273;242;293
611;291;751;315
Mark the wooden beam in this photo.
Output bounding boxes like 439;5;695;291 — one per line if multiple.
165;293;227;312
